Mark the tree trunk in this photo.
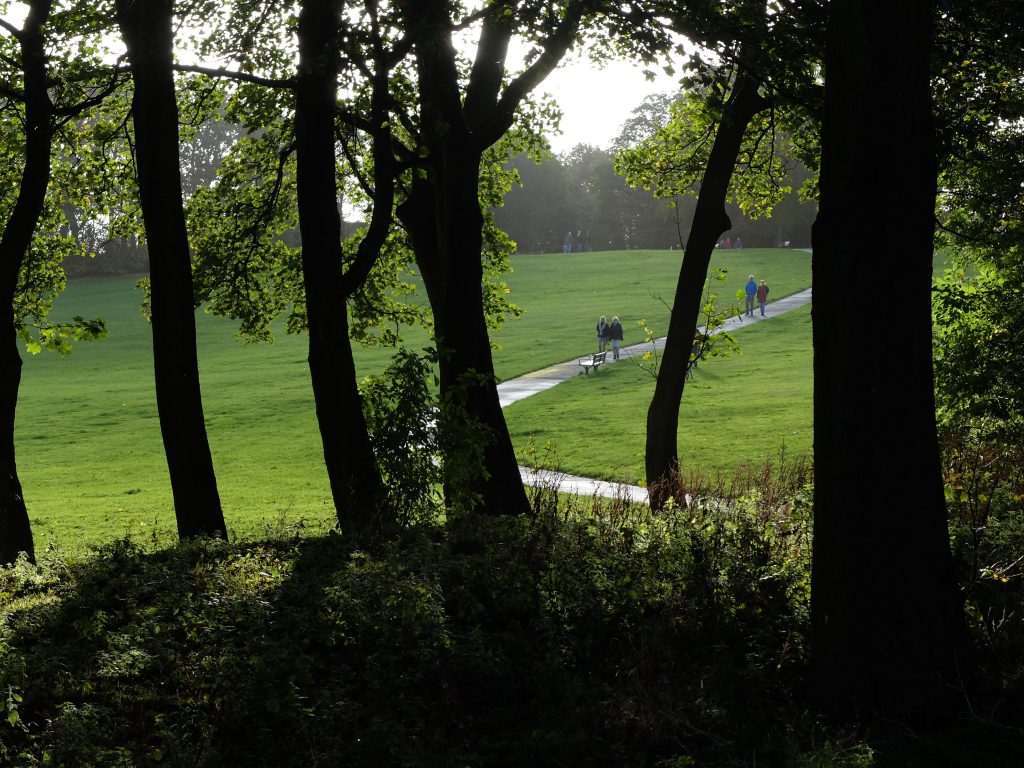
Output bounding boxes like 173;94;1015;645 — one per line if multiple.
435;151;528;515
810;0;964;720
408;9;529;516
295;0;386;534
0;0;55;564
645;70;766;509
115;0;226;540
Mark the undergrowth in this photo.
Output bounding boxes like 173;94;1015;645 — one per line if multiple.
0;452;1021;767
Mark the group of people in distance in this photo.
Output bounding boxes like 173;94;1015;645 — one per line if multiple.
563;230;592;253
590;274;768;370
744;275;770;317
595;315;624;359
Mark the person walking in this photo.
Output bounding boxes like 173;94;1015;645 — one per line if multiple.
596;315;609;352
607;316;624;359
756;279;769;316
563;231;573;253
744;275;757;317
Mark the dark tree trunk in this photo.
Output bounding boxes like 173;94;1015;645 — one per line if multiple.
0;0;54;564
645;70;766;509
115;0;226;540
810;0;964;720
408;5;530;515
295;0;386;533
434;151;528;515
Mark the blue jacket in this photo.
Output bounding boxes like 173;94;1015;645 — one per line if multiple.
745;279;757;297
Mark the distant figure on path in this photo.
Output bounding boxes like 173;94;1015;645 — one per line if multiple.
734;237;743;249
575;230;583;252
757;279;769;316
744;275;757;317
563;231;573;253
596;315;609;352
723;237;733;249
607;316;624;359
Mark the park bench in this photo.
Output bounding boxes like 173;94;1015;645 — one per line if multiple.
578;351;607;374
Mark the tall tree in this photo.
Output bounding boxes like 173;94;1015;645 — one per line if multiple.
809;0;963;719
0;0;117;563
614;0;824;505
0;0;54;563
114;0;227;539
640;63;767;507
397;0;598;515
294;0;393;532
182;0;417;531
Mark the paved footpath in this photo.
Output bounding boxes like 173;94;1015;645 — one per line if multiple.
499;287;813;503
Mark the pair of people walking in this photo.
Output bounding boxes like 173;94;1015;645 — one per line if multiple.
596;315;624;359
744;275;769;317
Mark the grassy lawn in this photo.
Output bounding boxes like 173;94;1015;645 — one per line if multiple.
490;247;810;379
19;279;337;552
506;304;814;484
19;248;809;551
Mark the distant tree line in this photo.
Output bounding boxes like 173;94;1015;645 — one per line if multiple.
492;117;817;254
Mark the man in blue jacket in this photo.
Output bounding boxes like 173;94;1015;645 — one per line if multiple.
744;275;757;317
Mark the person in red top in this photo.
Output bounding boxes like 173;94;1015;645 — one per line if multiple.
756;279;769;316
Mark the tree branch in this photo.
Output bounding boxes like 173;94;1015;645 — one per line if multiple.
171;63;294;89
473;0;587;150
0;17;22;40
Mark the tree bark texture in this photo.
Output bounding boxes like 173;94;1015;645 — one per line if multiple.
645;69;766;509
810;0;964;720
0;0;54;564
295;0;387;533
115;0;226;540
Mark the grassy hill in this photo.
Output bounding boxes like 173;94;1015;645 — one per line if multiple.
19;248;810;551
505;304;813;483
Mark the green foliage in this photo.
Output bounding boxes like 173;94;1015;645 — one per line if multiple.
942;426;1024;658
614;87;799;220
0;471;821;766
633;266;740;379
361;348;442;526
188;123;301;341
18;315;106;356
0;0;135;356
933;265;1024;442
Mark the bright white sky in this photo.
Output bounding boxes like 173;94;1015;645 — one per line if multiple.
536;56;680;154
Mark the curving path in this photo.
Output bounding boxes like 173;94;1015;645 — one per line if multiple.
499;287;814;503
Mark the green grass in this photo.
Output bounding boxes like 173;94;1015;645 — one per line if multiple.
490;247;811;379
506;304;814;484
19;279;337;552
19;248;809;551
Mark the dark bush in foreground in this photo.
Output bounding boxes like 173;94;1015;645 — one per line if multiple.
1;462;1022;767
